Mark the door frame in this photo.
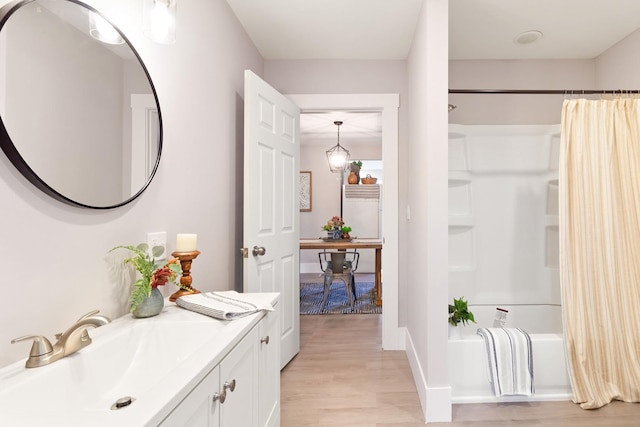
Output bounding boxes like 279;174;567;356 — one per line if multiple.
288;93;403;350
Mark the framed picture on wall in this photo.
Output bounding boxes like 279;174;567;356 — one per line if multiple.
299;171;312;212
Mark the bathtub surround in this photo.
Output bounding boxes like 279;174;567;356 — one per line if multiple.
448;124;561;329
560;98;640;409
448;124;568;403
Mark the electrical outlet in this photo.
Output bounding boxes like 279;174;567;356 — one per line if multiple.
147;231;167;263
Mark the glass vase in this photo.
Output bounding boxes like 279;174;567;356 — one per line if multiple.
132;287;164;318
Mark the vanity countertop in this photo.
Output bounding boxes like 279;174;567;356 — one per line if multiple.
0;293;279;427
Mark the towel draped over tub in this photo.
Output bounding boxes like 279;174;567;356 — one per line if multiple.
476;327;535;397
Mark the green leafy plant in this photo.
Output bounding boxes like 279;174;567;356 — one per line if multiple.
110;244;182;313
340;226;352;233
448;296;476;327
350;160;362;170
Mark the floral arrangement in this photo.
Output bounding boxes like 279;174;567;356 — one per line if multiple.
321;216;352;239
110;244;182;313
322;216;345;232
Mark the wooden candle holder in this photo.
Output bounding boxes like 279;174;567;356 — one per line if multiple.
169;250;201;302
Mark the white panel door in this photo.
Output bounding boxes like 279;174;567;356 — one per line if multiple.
243;70;300;368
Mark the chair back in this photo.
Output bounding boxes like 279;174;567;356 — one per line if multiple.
344;250;359;272
330;252;346;273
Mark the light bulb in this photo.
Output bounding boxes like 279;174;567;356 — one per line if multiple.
330;152;347;169
150;1;174;42
89;12;123;45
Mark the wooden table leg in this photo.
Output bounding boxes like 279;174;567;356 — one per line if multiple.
374;248;382;306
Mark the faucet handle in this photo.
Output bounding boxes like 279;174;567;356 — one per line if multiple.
11;335;54;357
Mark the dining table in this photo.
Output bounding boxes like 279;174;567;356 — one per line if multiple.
299;238;383;306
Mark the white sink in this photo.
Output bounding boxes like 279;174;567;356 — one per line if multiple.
0;303;256;426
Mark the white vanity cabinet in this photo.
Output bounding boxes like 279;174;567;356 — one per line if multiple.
158;364;220;426
160;305;280;427
259;307;281;427
0;294;280;427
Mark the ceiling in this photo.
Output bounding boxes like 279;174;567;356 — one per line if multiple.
225;0;423;60
299;111;382;146
226;0;640;61
449;0;640;60
226;0;640;141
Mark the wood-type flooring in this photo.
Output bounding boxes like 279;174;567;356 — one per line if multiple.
281;313;640;426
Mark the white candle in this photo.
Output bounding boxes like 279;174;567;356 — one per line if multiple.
176;233;197;252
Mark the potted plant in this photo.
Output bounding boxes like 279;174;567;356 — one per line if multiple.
349;160;362;183
350;160;362;171
448;296;475;327
340;226;352;239
110;244;182;317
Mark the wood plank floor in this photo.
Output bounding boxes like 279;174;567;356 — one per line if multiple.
281;313;640;426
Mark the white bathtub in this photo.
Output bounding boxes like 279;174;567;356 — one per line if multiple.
448;305;573;403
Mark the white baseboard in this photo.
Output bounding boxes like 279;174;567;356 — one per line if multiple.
405;329;452;423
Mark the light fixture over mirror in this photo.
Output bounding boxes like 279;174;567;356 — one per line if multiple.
143;0;177;44
89;11;123;45
326;120;350;173
0;0;163;209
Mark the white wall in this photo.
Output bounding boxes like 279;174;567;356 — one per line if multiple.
449;59;596;125
406;0;450;422
0;0;263;368
596;29;640;89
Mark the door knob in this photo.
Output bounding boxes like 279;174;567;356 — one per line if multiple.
252;246;266;256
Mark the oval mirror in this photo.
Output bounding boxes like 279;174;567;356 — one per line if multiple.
0;0;162;209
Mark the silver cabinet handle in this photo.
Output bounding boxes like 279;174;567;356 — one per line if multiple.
260;336;270;345
252;246;266;256
212;379;236;404
224;379;236;393
212;391;226;404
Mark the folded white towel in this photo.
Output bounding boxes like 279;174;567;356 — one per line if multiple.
477;327;535;397
176;291;274;320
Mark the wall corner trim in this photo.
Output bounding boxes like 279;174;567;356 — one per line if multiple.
405;329;452;423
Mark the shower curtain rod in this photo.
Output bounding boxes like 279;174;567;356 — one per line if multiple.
449;89;640;95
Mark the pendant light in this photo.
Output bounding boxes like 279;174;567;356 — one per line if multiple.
326;121;350;173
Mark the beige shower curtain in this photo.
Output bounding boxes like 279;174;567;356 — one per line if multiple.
560;98;640;409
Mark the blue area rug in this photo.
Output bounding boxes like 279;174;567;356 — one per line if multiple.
300;279;381;315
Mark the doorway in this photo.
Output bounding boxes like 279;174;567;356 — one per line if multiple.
289;93;403;350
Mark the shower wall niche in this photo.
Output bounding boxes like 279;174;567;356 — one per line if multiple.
448;124;561;332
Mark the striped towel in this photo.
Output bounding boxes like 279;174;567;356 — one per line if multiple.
176;291;274;320
476;327;535;397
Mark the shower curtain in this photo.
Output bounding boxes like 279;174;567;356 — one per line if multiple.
560;98;640;409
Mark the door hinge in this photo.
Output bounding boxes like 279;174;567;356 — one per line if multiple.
240;248;248;258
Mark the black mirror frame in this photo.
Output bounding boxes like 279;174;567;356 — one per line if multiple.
0;0;163;209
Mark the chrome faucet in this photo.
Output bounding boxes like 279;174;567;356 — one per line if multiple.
11;310;111;368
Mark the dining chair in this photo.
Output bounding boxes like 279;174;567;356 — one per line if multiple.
318;251;357;310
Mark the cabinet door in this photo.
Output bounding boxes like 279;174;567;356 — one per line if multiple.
219;327;259;426
259;308;281;427
160;366;220;427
